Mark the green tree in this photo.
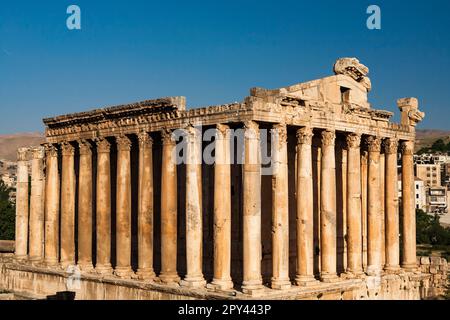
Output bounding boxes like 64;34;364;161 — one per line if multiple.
416;209;450;246
431;139;446;153
0;180;15;240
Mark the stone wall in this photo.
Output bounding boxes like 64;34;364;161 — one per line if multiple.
418;256;448;299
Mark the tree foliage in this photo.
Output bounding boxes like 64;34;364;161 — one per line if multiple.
0;180;15;240
416;209;450;245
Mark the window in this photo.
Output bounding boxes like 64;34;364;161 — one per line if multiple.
340;87;351;103
427;167;431;171
416;194;419;199
416;185;419;189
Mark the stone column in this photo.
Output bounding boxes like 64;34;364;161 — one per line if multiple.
380;152;386;267
60;142;76;269
181;126;206;288
44;144;60;266
346;133;363;276
29;147;45;263
210;124;233;290
401;140;417;271
95;138;113;274
77;140;94;271
295;127;317;285
271;124;290;290
320;130;338;282
242;121;264;294
160;130;180;283
136;132;156;280
366;136;383;276
114;135;133;278
384;138;400;272
15;148;29;261
361;150;368;271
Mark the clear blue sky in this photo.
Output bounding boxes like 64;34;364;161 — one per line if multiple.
1;0;449;134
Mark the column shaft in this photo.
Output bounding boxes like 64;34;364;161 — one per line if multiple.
366;136;383;275
242;121;264;294
60;142;76;268
159;130;180;283
44;145;60;266
295;127;316;285
136;132;156;280
182;126;206;288
95;138;113;274
384;139;400;272
29;147;45;262
78;140;93;271
346;134;363;275
15;148;29;260
114;135;133;278
210;124;233;290
401;141;417;271
271;124;290;290
320;130;338;282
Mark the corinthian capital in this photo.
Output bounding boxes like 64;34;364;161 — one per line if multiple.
17;147;29;161
95;138;110;153
272;123;287;143
138;132;153;148
78;139;92;156
44;144;58;158
384;138;399;154
346;133;361;149
31;146;45;159
216;124;230;139
321;130;335;147
244;121;259;139
296;127;313;145
61;142;75;156
365;136;382;152
161;129;176;145
401;140;415;156
116;135;132;151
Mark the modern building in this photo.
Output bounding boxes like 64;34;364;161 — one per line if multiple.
415;164;441;187
427;186;448;214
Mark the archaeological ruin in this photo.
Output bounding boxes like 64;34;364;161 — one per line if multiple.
0;58;447;300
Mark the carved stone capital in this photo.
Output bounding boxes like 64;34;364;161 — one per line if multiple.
78;139;92;156
31;146;45;160
244;121;259;139
384;138;399;154
161;129;176;145
366;136;382;153
116;135;131;151
296;127;313;145
61;142;75;157
401;140;415;156
272;123;287;143
95;138;111;153
346;133;361;149
44;144;58;158
17;147;29;161
138;132;153;148
215;124;230;139
321;130;335;147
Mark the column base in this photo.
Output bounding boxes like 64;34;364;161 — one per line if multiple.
241;280;265;296
366;266;383;277
14;255;28;262
401;263;418;272
341;270;365;279
28;256;43;263
114;266;134;279
271;278;291;290
180;275;207;288
320;273;340;283
95;264;113;275
207;279;234;291
44;259;60;268
136;268;156;281
159;272;181;284
60;260;76;270
295;275;319;286
78;262;95;273
384;265;401;274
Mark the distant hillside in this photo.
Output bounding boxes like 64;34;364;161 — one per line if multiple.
415;129;450;152
0;133;45;161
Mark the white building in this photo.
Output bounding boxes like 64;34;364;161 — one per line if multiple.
398;176;427;211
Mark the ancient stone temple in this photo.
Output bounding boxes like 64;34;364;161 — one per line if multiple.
1;58;447;300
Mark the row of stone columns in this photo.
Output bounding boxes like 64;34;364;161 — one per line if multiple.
15;123;418;292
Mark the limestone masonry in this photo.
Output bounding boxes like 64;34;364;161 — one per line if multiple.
0;58;447;300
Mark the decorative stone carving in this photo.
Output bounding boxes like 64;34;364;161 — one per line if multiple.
296;127;313;145
346;133;361;149
366;136;382;152
401;140;415;156
384;138;399;154
321;130;336;147
138;132;153;147
333;57;371;91
78;139;92;155
44;144;58;158
61;142;75;156
95;138;111;153
116;135;131;151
